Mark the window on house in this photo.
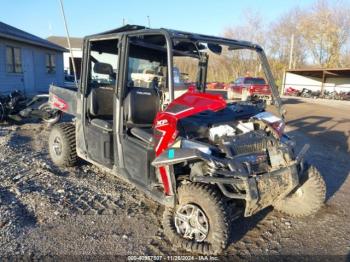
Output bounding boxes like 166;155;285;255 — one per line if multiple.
46;54;56;74
6;46;22;73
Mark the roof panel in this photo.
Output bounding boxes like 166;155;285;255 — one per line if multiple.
89;24;259;50
287;68;350;78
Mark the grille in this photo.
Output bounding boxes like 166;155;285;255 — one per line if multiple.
223;131;275;156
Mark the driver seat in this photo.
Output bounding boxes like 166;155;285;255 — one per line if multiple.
124;87;159;144
130;128;154;144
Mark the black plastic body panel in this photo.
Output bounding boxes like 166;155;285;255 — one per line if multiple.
49;85;78;116
122;135;156;187
85;123;114;168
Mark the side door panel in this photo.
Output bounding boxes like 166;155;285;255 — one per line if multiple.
81;36;120;168
121;136;155;187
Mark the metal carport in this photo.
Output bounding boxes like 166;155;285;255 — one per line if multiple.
282;68;350;95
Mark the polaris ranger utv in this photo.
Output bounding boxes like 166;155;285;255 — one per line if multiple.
47;25;326;254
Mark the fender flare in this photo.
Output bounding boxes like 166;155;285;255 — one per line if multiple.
151;148;223;168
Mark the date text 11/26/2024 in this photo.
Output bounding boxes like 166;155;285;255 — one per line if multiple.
127;255;220;261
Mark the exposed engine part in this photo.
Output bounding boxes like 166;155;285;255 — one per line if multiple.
205;160;219;176
190;162;205;178
253;111;281;123
177;104;263;140
209;124;235;142
235;121;254;134
221;130;275;157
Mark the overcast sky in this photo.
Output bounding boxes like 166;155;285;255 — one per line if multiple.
0;0;340;38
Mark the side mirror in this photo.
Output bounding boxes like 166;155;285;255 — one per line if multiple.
94;62;113;75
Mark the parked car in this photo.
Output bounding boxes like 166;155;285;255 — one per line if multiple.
207;82;225;90
227;77;272;104
284;87;300;96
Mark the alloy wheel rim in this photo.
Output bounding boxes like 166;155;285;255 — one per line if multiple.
52;136;62;156
174;204;209;242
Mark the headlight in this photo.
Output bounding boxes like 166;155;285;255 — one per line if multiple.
253;112;285;138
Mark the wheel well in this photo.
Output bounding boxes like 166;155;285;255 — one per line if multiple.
172;160;246;207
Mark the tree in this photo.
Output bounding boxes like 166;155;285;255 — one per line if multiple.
268;7;307;69
176;0;350;87
223;10;266;80
299;0;350;67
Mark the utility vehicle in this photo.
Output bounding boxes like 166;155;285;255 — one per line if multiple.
47;25;326;254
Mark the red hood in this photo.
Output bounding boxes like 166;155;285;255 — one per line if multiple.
163;89;227;118
154;89;226;155
153;89;227;195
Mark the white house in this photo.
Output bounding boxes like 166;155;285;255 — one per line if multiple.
46;36;83;79
282;68;350;94
0;21;66;95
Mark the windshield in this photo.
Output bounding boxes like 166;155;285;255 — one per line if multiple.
170;39;284;118
112;32;283;117
128;57;163;88
243;77;266;85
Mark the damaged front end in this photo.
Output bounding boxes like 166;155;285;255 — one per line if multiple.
153;112;307;217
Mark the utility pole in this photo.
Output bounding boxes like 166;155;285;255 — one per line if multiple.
288;34;294;69
58;0;78;86
147;16;151;28
48;22;53;36
122;18;126;26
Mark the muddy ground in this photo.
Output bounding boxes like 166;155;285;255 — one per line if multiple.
0;98;349;260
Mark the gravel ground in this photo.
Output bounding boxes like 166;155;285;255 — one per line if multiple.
0;99;349;260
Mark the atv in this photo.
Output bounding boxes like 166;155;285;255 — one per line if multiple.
47;25;326;254
0;90;62;124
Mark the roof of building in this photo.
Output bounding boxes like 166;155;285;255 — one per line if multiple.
287;68;350;78
46;36;83;49
0;21;67;52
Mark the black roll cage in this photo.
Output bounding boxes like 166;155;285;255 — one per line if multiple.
79;26;285;120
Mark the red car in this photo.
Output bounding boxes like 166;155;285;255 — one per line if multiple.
227;77;272;103
207;82;225;89
284;87;300;96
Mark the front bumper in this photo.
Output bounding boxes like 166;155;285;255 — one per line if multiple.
152;147;300;215
244;164;299;216
192;163;299;217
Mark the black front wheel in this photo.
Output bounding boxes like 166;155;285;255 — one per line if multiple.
163;183;229;255
274;164;326;217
